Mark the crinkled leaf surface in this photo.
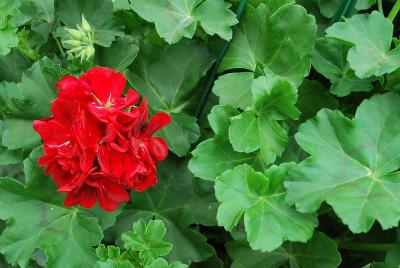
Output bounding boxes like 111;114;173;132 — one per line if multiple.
189;105;256;181
285;93;400;233
215;164;317;252
108;157;217;264
56;0;124;47
220;1;316;86
312;37;375;96
326;11;400;78
0;26;18;56
0;148;119;268
122;219;172;263
229;76;299;160
226;232;341;268
130;0;238;44
126;40;214;156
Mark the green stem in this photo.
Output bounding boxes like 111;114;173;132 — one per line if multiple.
338;242;393;252
53;34;65;57
377;0;384;13
388;0;400;21
330;0;358;24
194;0;248;118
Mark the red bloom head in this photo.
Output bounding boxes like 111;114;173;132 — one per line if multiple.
33;67;172;211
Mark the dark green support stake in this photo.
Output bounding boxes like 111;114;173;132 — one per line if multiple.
330;0;358;24
195;0;248;118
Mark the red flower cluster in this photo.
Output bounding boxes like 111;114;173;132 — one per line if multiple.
33;67;172;211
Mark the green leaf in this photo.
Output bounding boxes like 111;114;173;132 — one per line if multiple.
226;232;341;268
126;40;214;156
251;76;300;120
220;2;316;86
0;26;18;56
207;105;239;137
97;37;139;71
189;138;255;181
318;0;339;18
2;119;40;150
215;164;317;252
212;72;253;110
296;80;338;121
130;0;238;44
33;0;55;23
109;157;217;264
145;258;187;268
0;50;31;82
229;111;260;153
122;219;173;263
285;93;400;233
157;113;200;158
326;11;400;78
0;149;117;268
56;0;123;47
0;58;58;151
228;76;298;157
312;37;375;96
355;0;376;10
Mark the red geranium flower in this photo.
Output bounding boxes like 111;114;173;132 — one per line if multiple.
33;67;172;211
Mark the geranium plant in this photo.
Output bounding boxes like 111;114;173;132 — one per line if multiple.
0;0;399;267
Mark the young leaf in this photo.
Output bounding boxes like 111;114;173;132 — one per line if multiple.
130;0;238;44
215;164;317;252
312;37;375;96
189;105;255;181
219;1;316;86
285;93;400;233
229;76;299;158
226;232;341;268
326;11;400;78
122;219;173;263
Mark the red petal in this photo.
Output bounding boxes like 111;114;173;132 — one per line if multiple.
133;98;148;136
80;67;126;103
124;89;140;107
64;191;80;206
142;112;172;137
56;75;89;101
97;179;130;212
79;187;97;208
147;137;169;161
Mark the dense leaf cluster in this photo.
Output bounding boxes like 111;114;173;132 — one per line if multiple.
0;0;399;267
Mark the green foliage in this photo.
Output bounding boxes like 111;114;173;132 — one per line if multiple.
97;219;187;268
130;0;238;44
326;11;400;78
0;148;119;268
1;0;400;267
215;164;317;252
285;93;400;233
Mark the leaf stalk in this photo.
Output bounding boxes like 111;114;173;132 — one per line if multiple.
388;0;400;21
194;0;248;118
